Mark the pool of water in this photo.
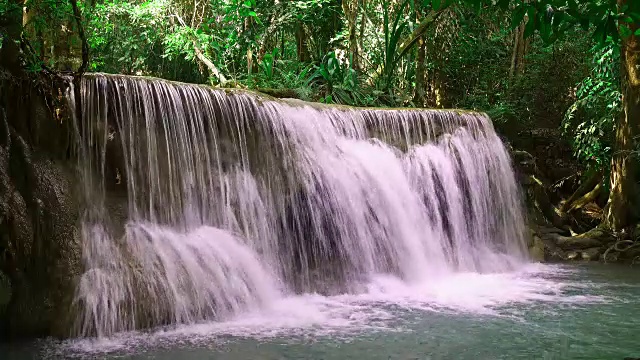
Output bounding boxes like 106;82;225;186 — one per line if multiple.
3;263;640;359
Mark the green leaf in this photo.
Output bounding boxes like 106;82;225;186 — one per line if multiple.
593;20;606;44
511;5;527;29
620;25;632;38
579;18;590;31
523;7;537;38
497;0;509;10
551;11;565;33
538;7;554;42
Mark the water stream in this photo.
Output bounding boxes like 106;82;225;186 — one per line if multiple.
3;264;640;359
71;73;527;338
5;74;636;359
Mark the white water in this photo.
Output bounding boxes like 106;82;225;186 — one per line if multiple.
71;73;528;338
54;263;613;358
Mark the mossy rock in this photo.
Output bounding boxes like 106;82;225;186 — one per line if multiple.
550;233;604;250
529;236;545;261
1;153;82;339
0;78;82;339
581;247;602;261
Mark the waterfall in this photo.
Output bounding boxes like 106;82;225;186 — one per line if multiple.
71;73;527;337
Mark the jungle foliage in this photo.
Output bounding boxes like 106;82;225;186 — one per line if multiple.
1;0;639;230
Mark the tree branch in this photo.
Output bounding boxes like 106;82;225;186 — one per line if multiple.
173;13;228;85
559;171;603;213
395;10;443;62
68;0;89;151
70;0;89;77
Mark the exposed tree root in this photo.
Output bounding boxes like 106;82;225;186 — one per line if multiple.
559;170;602;214
603;239;640;263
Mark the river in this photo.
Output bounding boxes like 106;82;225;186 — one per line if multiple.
2;263;639;359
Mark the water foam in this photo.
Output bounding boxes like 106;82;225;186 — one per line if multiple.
71;73;529;338
50;264;611;359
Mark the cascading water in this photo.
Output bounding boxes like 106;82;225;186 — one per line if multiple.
71;73;528;338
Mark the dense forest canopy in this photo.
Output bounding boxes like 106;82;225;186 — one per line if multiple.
0;0;639;232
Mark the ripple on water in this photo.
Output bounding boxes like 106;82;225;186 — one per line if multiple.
35;263;620;359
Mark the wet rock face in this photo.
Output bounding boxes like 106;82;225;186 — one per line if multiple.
0;83;82;339
0;135;82;338
527;225;640;264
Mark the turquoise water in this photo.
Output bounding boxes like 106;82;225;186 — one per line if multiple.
2;263;640;359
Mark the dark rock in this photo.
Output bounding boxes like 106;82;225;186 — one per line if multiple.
535;232;566;261
633;224;640;241
533;228;608;262
511;128;580;189
0;77;81;339
510;129;587;233
566;251;580;260
628;247;640;260
602;250;620;263
550;233;604;250
545;248;567;262
532;224;569;236
0;272;9;316
0;153;81;338
529;235;545;261
581;247;602;261
615;242;640;262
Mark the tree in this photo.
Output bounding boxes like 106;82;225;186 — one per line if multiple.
423;0;639;231
0;0;24;72
2;0;639;232
606;0;640;230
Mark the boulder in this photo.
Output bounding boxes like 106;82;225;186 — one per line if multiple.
566;251;580;260
533;230;566;261
581;247;602;261
529;235;545;262
0;272;9;318
603;250;619;263
0;147;81;338
530;225;609;262
0;77;81;339
550;233;603;250
531;224;569;236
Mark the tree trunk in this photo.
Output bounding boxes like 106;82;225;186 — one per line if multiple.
357;0;367;67
295;23;310;62
0;0;25;72
412;5;426;106
560;170;602;213
281;29;285;59
433;70;445;108
51;6;77;73
605;1;640;230
173;13;227;84
396;10;442;60
256;14;277;63
413;37;426;106
22;3;39;57
342;0;359;70
509;21;527;78
70;0;89;75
